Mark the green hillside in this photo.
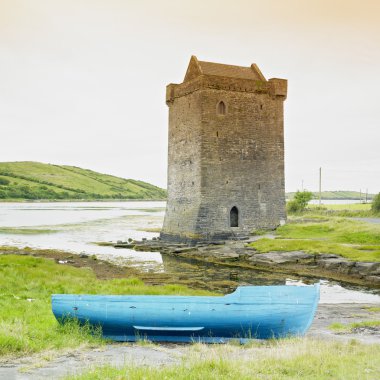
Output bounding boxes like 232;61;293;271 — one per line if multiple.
0;162;166;201
286;191;375;201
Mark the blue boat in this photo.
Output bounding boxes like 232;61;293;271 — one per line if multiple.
52;284;319;343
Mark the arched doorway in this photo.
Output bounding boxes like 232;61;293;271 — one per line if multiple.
230;206;239;227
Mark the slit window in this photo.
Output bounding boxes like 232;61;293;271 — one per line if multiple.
217;101;226;115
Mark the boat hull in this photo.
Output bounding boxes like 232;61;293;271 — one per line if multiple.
52;284;319;342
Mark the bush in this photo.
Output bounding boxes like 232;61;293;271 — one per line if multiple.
371;192;380;213
287;191;313;213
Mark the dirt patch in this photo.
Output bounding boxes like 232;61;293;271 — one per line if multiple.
308;303;380;344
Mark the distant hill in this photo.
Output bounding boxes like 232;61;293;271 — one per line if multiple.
0;162;167;201
286;191;375;201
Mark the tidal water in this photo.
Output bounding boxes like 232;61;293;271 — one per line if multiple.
0;201;379;304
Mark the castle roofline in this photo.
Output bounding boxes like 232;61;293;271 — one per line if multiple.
166;56;287;105
184;55;266;82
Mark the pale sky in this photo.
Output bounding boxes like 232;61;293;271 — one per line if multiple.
0;0;379;192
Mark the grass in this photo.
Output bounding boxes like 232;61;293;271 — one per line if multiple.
66;338;380;380
365;307;380;313
310;203;371;211
287;190;376;201
0;227;58;234
137;227;162;233
329;321;380;333
303;203;377;218
0;254;212;357
0;161;166;200
249;218;380;262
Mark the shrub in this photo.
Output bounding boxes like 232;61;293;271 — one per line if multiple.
371;192;380;213
287;190;313;213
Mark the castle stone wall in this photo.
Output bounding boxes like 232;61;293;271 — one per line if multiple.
161;58;287;242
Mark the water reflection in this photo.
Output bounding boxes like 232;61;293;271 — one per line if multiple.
161;255;380;304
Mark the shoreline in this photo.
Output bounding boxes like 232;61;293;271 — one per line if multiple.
0;198;167;203
131;238;380;289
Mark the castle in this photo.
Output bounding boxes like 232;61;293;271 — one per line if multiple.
161;56;287;242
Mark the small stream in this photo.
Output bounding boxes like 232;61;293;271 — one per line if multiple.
0;201;379;303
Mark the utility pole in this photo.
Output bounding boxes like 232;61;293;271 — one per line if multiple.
319;167;322;207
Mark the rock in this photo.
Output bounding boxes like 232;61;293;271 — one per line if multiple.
114;243;135;249
128;238;133;242
219;252;239;259
318;254;341;259
318;258;351;272
117;240;122;244
249;251;312;265
366;276;380;285
172;247;195;254
79;253;89;258
351;262;380;276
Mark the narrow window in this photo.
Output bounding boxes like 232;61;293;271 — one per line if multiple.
230;206;239;227
217;101;226;115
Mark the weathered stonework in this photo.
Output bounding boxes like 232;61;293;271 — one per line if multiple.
161;56;287;242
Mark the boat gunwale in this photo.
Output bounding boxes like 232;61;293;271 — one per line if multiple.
52;285;320;306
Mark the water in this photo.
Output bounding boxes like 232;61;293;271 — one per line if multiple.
0;201;379;303
0;201;165;263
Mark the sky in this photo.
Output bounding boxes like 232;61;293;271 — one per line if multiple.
0;0;379;192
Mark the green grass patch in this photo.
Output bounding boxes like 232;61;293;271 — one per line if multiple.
91;241;115;247
309;203;371;211
277;218;380;244
0;227;58;235
329;320;380;333
136;227;162;233
301;203;377;217
350;320;380;329
66;338;380;380
328;322;347;332
0;254;212;357
364;307;380;313
249;218;380;262
250;238;380;261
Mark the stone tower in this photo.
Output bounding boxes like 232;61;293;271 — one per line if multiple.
161;56;287;242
